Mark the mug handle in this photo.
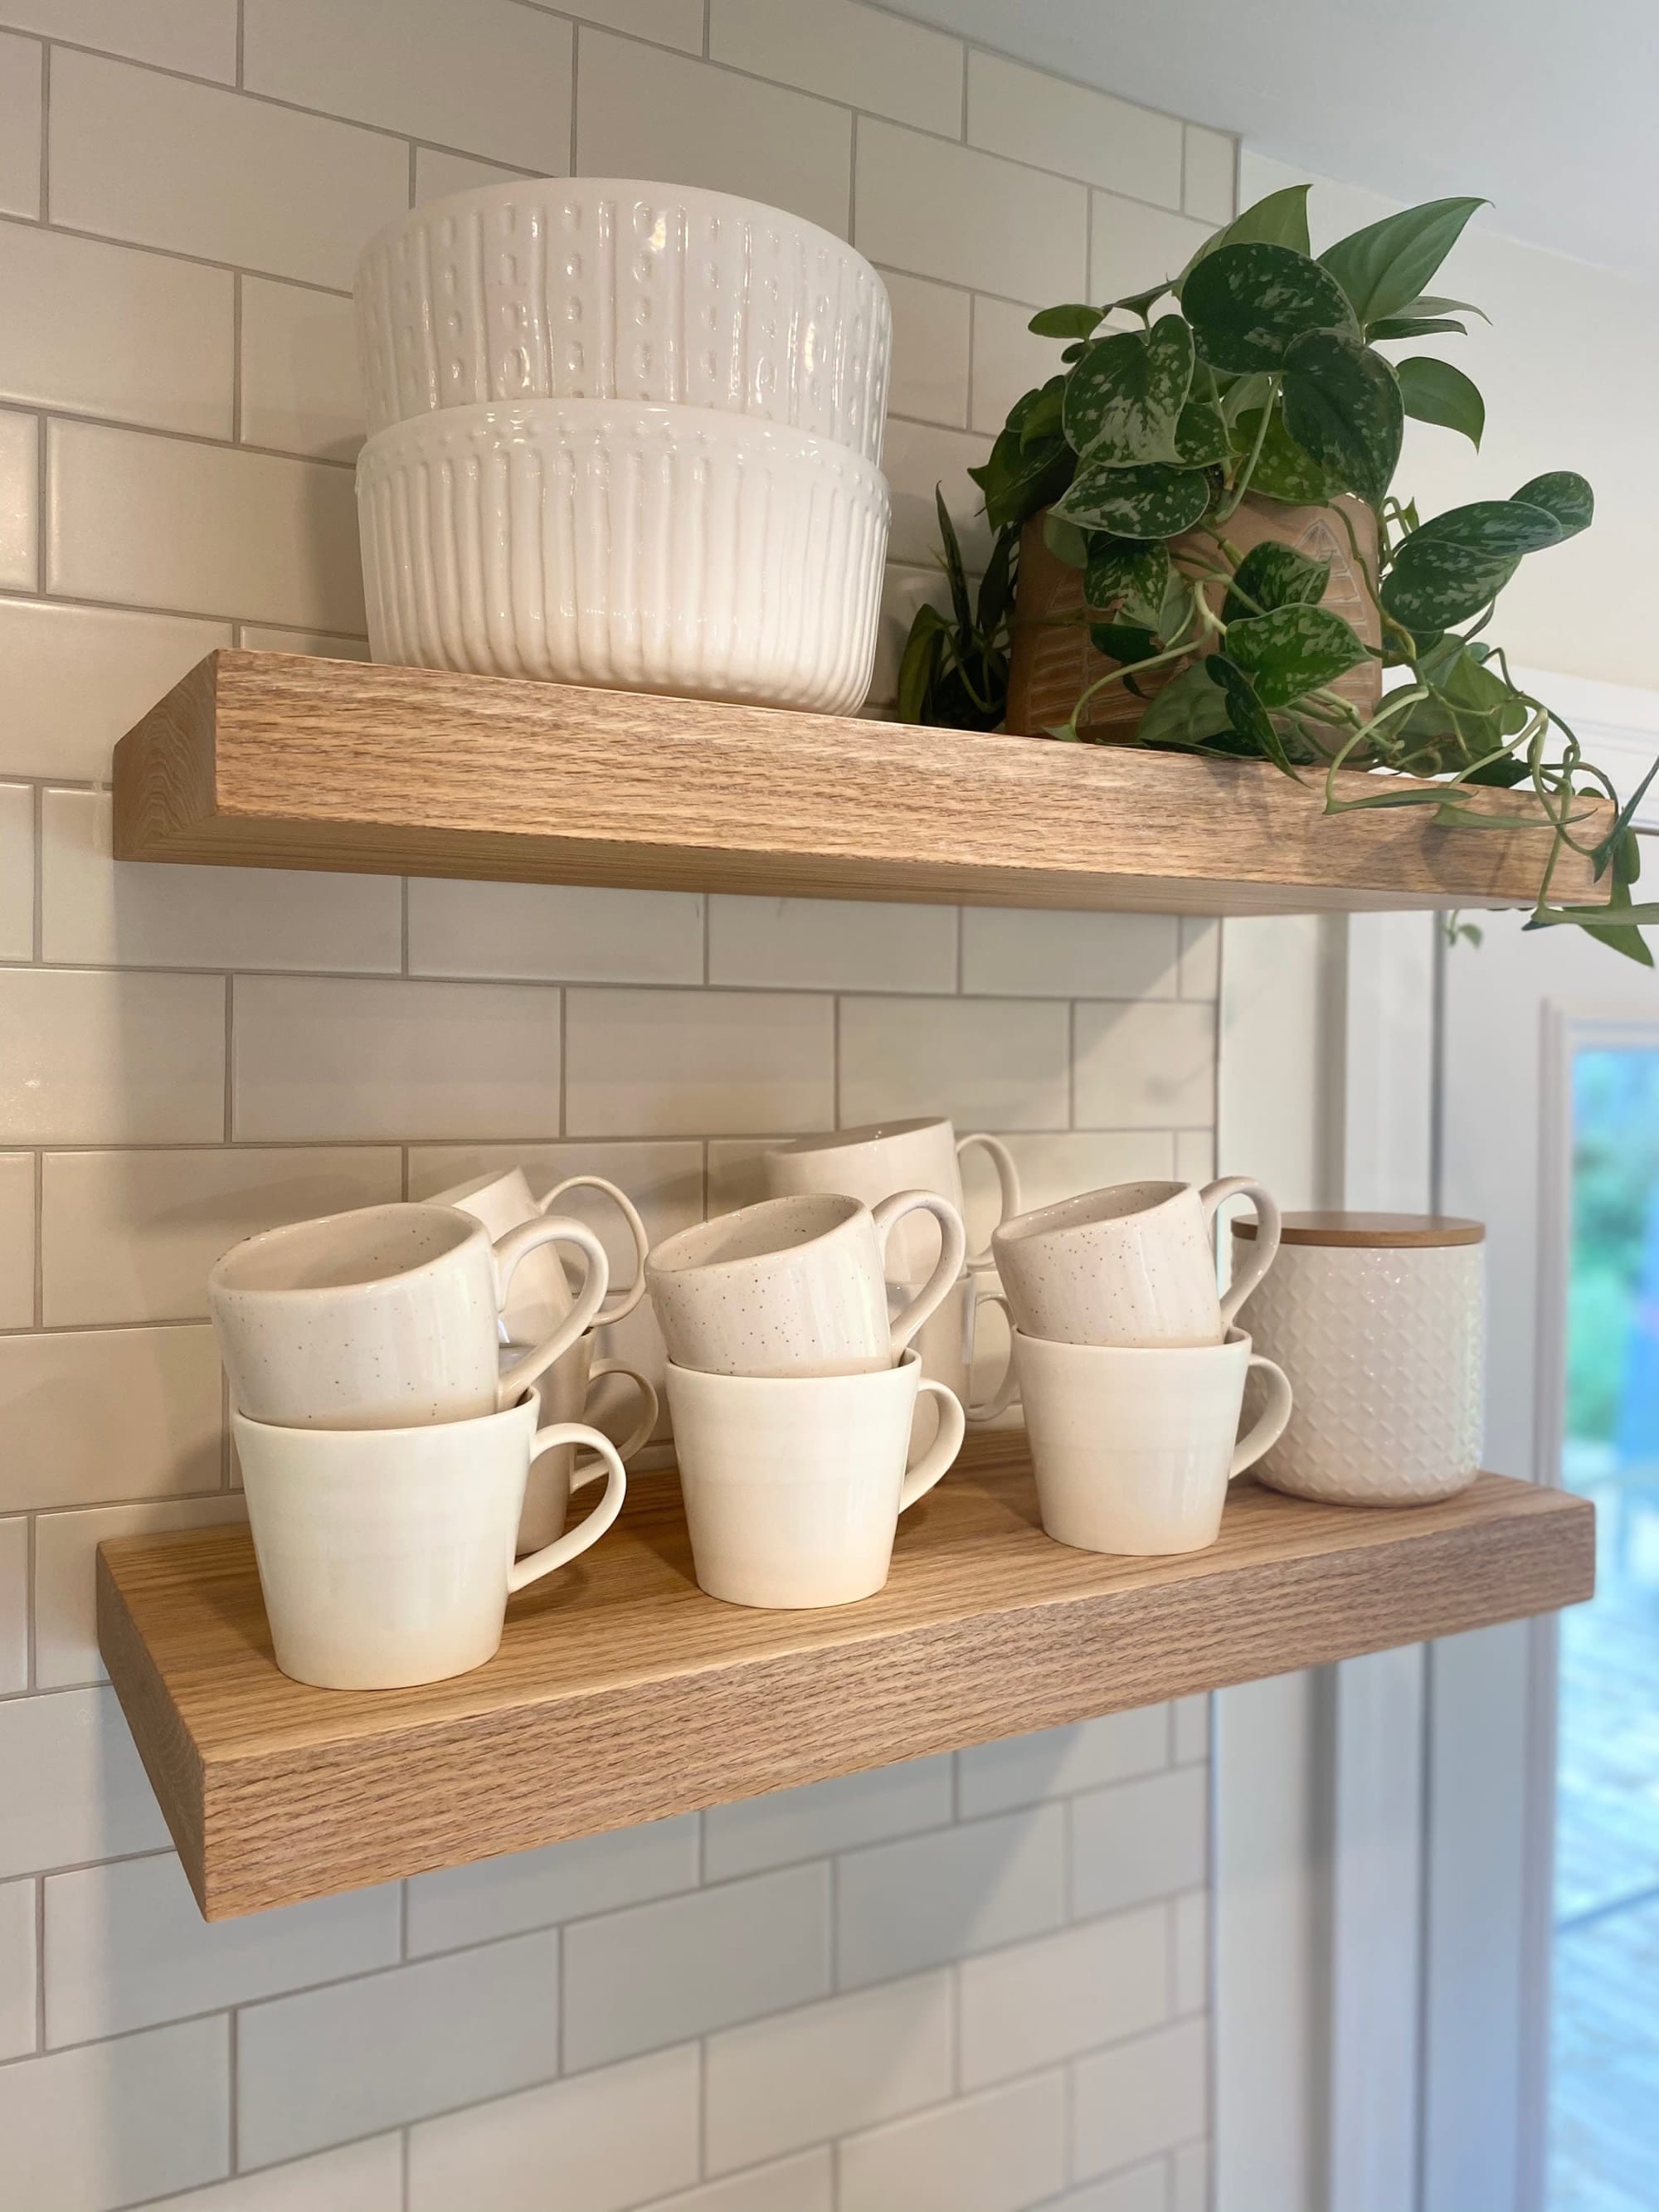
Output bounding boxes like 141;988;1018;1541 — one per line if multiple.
876;1191;967;1357
956;1133;1022;1271
538;1175;651;1327
966;1290;1019;1423
571;1360;659;1488
899;1380;966;1510
1200;1177;1282;1330
1230;1355;1293;1478
508;1426;627;1590
493;1217;610;1407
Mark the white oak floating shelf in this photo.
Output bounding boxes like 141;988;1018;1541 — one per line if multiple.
111;650;1606;916
98;1433;1593;1921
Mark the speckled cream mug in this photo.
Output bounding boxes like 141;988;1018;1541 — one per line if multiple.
991;1178;1281;1348
762;1118;1022;1274
429;1164;650;1342
645;1191;966;1378
235;1395;627;1689
209;1201;610;1430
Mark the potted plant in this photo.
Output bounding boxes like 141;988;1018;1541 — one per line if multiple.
898;187;1657;961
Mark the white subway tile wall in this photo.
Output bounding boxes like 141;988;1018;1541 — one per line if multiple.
0;12;1230;2205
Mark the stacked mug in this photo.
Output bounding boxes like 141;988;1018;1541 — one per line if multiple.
759;1118;1024;1446
353;179;893;714
208;1195;638;1689
990;1177;1294;1556
645;1187;969;1607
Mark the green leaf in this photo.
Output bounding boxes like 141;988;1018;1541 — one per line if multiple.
1396;357;1485;447
1511;471;1593;539
933;486;973;639
1222;540;1330;623
1206;654;1300;773
1085;537;1171;628
1134;659;1235;748
1019;376;1066;446
1102;280;1176;323
1180;186;1312;284
1173;394;1229;465
1318;197;1486;327
896;605;946;723
975;523;1017;634
1394;638;1530;769
1042;512;1089;568
970;425;1073;532
1224;603;1370;706
1089;621;1161;666
1279;330;1403;503
1053;459;1211;539
1366;315;1468;342
1063;318;1194;464
1029;303;1105;339
1404;295;1490;321
1380;542;1519;634
1233;406;1336;503
1183;243;1360;372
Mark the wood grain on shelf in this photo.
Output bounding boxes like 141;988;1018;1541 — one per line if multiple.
111;650;1606;916
97;1432;1593;1920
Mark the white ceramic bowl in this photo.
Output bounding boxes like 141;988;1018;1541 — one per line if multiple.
356;178;893;462
355;397;890;712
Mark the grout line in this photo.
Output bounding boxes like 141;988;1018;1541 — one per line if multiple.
36;41;49;223
226;2003;240;2171
234;0;245;90
568;22;580;173
400;2127;411;2212
32;1876;44;2051
406;138;417;212
229;273;242;444
35;398;361;473
701;0;710;61
557;985;568;1136
30;1149;42;1330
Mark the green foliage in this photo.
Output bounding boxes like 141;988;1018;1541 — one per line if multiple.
897;182;1653;960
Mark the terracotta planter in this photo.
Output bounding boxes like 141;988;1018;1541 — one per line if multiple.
1005;493;1382;739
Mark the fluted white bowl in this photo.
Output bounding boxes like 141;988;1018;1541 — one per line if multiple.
356;178;892;462
356;398;890;713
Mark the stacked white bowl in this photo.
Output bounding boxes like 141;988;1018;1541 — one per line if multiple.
353;178;893;714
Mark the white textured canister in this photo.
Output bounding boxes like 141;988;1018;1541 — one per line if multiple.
1231;1213;1485;1506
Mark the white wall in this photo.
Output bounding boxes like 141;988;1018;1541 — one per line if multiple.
1244;152;1659;689
0;8;1237;2210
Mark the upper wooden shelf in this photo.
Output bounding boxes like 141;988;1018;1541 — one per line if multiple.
98;1432;1592;1921
111;651;1603;916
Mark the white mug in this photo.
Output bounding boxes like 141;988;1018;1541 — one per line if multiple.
234;1395;628;1689
514;1335;658;1555
1013;1325;1292;1556
763;1117;1021;1273
900;1274;1016;1462
210;1202;611;1429
645;1191;966;1378
665;1348;966;1607
430;1164;650;1339
992;1177;1282;1347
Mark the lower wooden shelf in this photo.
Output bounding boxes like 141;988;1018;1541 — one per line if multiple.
98;1432;1593;1921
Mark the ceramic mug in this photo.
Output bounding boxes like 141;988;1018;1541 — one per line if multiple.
645;1191;966;1378
429;1165;650;1340
899;1273;1016;1461
1013;1325;1292;1556
762;1117;1021;1274
514;1335;659;1554
210;1203;611;1430
234;1395;628;1689
665;1347;966;1607
992;1177;1282;1347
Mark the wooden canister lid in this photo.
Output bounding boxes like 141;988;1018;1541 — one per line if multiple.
1231;1211;1485;1247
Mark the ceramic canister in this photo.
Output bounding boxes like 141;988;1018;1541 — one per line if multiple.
1232;1212;1486;1505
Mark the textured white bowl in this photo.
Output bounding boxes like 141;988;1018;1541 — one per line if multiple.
356;177;892;461
356;398;889;712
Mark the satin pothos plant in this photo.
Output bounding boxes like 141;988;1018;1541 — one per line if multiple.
898;186;1657;962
